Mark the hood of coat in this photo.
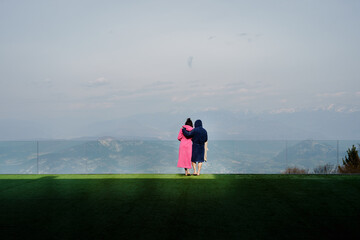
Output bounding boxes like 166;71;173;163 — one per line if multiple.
194;120;202;128
182;125;193;131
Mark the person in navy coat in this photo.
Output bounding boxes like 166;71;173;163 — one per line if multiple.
182;119;208;175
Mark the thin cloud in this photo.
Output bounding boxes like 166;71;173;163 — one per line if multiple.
316;92;346;97
69;102;113;110
313;104;360;113
208;36;216;40
271;108;296;114
137;81;174;95
88;77;110;87
108;81;175;101
327;104;335;110
171;96;192;103
226;81;247;88
349;107;360;112
204;107;219;111
183;81;272;99
31;78;53;88
144;81;173;89
335;106;346;112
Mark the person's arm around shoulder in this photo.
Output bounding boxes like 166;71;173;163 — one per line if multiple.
182;128;194;139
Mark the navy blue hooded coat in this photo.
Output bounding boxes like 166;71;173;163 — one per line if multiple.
182;120;208;163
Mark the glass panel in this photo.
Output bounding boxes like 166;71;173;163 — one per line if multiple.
208;140;287;173
0;141;37;174
286;140;338;173
0;140;359;174
38;141;87;174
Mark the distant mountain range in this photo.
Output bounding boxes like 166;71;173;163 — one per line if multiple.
1;139;356;174
0;109;359;140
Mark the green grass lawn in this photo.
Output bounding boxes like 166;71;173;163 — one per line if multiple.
0;174;359;239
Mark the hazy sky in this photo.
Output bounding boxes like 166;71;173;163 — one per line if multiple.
1;0;360;124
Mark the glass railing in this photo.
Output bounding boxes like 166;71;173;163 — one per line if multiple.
0;139;359;174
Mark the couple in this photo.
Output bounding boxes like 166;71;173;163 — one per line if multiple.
177;118;208;176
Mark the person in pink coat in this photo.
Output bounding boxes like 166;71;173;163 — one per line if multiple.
177;118;193;176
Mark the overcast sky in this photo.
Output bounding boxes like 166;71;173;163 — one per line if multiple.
1;0;360;125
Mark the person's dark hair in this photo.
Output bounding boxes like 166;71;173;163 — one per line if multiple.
185;118;193;127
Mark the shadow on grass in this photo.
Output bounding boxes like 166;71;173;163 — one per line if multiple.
0;174;359;239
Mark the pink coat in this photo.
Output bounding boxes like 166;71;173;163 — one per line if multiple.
177;125;193;169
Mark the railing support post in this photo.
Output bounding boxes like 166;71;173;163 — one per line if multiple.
337;140;339;167
37;141;39;174
285;140;288;168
